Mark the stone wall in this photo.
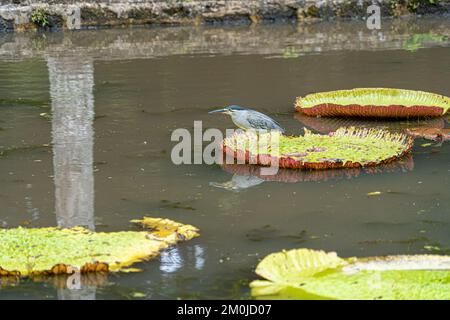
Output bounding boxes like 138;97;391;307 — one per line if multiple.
0;1;449;32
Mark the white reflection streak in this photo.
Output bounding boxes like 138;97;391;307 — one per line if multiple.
48;56;95;231
160;247;184;274
194;245;205;271
48;56;96;300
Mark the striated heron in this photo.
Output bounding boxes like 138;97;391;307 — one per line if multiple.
208;105;284;133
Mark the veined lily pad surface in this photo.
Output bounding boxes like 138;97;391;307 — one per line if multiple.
222;127;413;170
250;249;450;300
295;88;450;118
0;217;199;277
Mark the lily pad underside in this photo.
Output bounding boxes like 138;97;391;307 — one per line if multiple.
222;127;413;170
295;88;450;118
250;249;450;300
0;217;199;277
406;127;450;142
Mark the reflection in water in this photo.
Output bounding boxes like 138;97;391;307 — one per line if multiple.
1;18;449;61
210;174;265;191
194;245;205;271
48;56;96;299
160;247;184;274
212;156;414;190
160;245;206;274
25;184;40;222
48;57;95;231
294;113;446;135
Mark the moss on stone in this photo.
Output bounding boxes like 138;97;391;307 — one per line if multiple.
80;7;118;25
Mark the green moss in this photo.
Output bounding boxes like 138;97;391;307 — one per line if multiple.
390;0;438;13
80;7;118;24
403;34;449;52
127;8;157;20
297;88;450;112
306;5;320;17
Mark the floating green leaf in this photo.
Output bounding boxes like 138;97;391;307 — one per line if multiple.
223;127;413;169
0;218;199;277
250;249;450;300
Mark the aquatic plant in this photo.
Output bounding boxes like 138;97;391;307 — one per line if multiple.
295;88;450;118
250;248;450;300
222;127;413;170
0;217;199;277
30;9;50;28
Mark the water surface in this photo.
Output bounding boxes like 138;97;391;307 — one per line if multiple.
0;18;449;299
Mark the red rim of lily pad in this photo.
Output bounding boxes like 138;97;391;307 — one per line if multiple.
295;88;450;118
221;154;414;183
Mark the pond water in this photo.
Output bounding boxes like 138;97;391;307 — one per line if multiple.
0;18;449;299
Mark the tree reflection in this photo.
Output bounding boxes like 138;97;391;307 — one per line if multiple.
48;56;95;231
48;56;95;300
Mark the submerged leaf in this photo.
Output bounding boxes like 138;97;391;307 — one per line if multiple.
251;249;450;300
0;218;199;277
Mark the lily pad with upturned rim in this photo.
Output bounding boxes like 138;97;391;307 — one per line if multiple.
295;88;450;118
250;249;450;300
222;127;414;170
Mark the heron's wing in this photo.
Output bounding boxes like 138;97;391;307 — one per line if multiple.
246;111;285;132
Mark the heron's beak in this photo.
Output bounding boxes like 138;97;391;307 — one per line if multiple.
208;108;228;114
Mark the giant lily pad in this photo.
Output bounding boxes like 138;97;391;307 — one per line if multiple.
295;88;450;118
0;217;199;277
222;127;413;169
250;249;450;300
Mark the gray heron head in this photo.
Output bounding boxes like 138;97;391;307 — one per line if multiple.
208;105;245;115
